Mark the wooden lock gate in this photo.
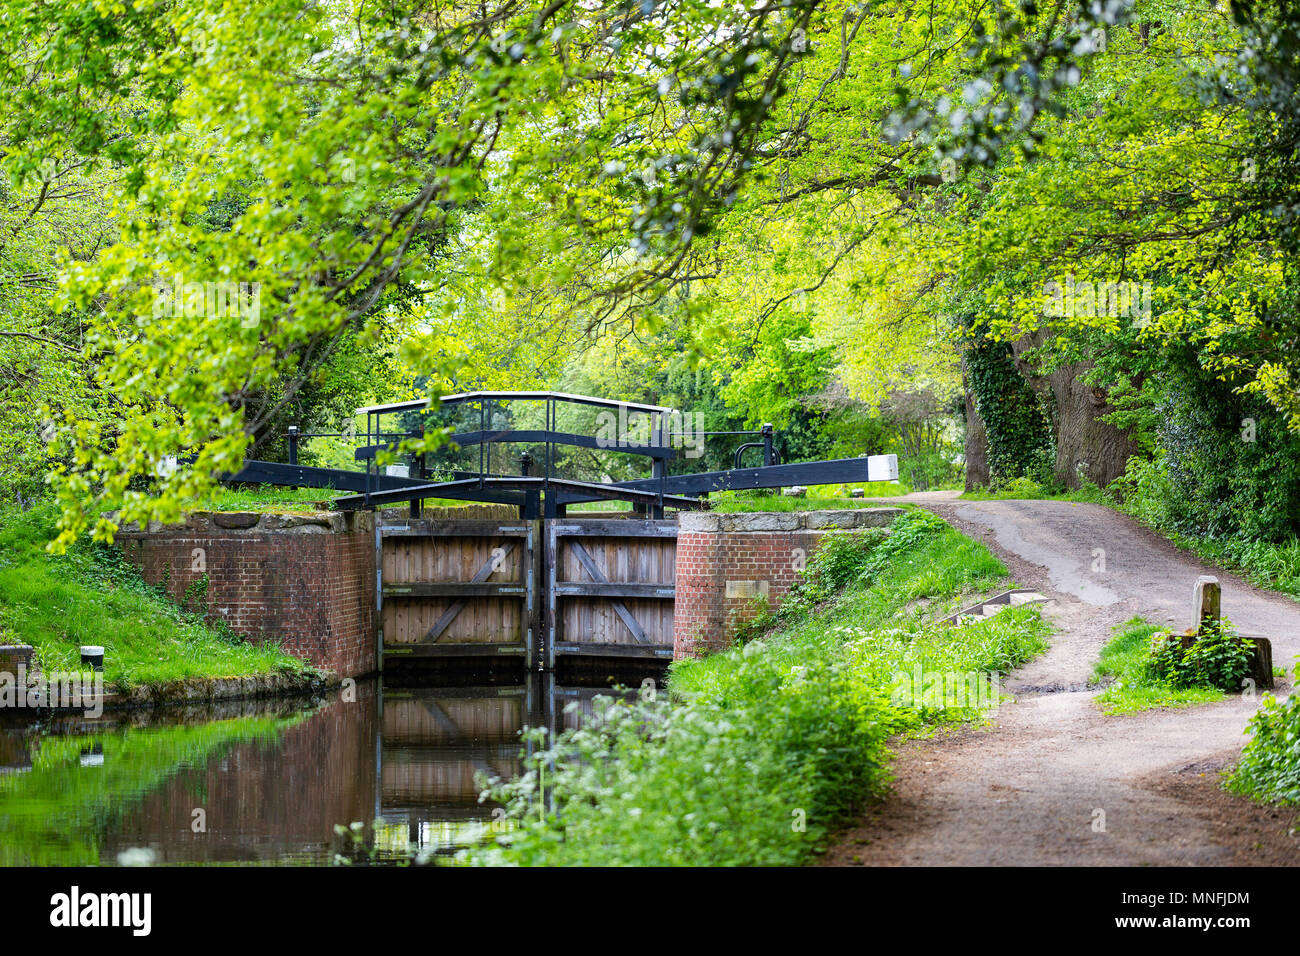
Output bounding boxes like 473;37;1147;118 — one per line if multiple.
376;517;676;670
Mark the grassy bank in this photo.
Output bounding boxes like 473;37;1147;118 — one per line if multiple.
706;482;908;513
459;510;1050;866
0;503;313;689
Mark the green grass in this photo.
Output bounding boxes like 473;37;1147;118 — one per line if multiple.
0;503;314;689
1092;617;1228;715
458;511;1050;866
959;478;1104;503
707;483;909;513
674;529;1046;706
189;485;336;513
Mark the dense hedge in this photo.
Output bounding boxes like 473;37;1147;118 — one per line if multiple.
1152;368;1300;542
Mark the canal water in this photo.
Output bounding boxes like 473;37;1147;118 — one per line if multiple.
0;675;641;865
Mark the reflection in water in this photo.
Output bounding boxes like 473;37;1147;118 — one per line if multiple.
0;674;643;865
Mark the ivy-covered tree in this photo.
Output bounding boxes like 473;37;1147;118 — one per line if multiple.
961;324;1054;489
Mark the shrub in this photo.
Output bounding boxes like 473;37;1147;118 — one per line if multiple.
1144;620;1253;692
463;649;897;866
781;509;949;617
786;529;887;608
1226;679;1300;805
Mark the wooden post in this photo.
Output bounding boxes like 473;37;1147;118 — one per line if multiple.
651;412;666;520
1186;574;1273;690
409;450;425;518
545;520;557;671
526;519;539;671
1191;575;1221;631
374;518;384;674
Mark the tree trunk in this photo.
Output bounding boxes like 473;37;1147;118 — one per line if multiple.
1012;333;1138;489
962;356;990;491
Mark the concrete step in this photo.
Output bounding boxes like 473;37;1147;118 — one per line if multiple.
943;589;1049;626
1009;591;1047;606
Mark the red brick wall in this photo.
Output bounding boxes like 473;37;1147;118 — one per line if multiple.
672;509;901;659
673;527;823;659
118;516;376;678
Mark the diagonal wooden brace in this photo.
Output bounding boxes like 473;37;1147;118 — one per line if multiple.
422;698;498;778
426;541;516;642
568;540;649;644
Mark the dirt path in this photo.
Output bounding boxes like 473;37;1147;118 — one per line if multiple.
824;495;1300;866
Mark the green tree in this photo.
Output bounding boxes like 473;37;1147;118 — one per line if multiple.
0;0;819;547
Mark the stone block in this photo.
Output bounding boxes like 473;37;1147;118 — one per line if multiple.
185;512;213;532
720;512;800;532
842;507;903;528
804;510;862;529
679;513;721;533
212;511;261;530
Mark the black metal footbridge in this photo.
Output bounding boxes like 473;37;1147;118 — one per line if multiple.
225;391;898;517
223;391;899;670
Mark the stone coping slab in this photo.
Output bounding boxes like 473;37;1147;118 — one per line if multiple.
679;508;903;533
113;510;375;536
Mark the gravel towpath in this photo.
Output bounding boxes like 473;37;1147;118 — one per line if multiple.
823;495;1300;866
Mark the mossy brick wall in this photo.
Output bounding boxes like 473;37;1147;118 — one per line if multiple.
117;511;376;678
672;509;902;659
